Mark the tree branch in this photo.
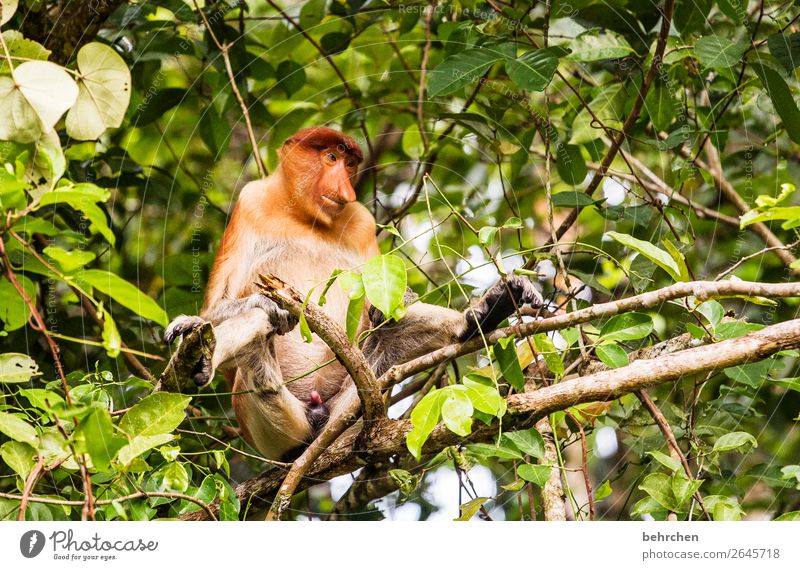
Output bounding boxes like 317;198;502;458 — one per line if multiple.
181;315;800;520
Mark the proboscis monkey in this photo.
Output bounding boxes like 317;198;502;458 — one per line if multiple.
165;127;540;460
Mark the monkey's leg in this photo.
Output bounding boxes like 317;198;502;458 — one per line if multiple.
211;308;320;460
165;295;297;386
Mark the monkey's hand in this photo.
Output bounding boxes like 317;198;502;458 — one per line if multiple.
460;275;543;341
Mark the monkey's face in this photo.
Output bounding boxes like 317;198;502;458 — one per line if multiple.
310;147;359;222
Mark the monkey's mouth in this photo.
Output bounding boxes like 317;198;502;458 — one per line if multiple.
321;195;347;210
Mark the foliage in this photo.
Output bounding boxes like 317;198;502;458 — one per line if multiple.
0;0;799;522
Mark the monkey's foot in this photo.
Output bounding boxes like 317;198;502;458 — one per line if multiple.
164;315;206;344
463;275;543;339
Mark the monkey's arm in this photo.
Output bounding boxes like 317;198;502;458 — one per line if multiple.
363;275;541;375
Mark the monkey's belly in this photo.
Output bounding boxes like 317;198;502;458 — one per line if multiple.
245;237;368;404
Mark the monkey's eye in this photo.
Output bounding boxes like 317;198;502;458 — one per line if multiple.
346;157;357;169
325;152;337;162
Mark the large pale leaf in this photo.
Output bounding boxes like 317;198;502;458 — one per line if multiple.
0;75;41;142
14;61;78;130
0;0;18;25
66;43;132;140
0;353;40;383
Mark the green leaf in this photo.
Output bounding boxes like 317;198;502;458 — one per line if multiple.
0;440;34;480
79;269;168;327
115;433;174;467
596;343;628;369
770;377;800;393
478;225;498;246
594;480;612;501
468;442;523;461
694;36;748;68
0;30;50;75
740;205;800;228
0;274;35;331
362;254;407;321
639;472;679;512
1;0;18;25
455;496;489;521
775;511;800;521
518;463;551;487
299;0;326;29
696;300;724;328
570;84;625;144
0;61;78;143
703;495;744;521
713;431;757;454
671;474;702;507
648;450;682;472
76;407;126;472
99;306;121;358
389;469;420;496
441;389;473;437
645;84;676;132
0;352;40;383
162;462;189;493
401;125;425;159
275;60;305;97
751;63;800;145
43;245;95;273
555;145;588;186
502;428;545;459
0;411;37;446
533;333;564;377
346;294;365;343
494;337;524;391
119;392;191;438
36;184;115;244
427;48;502;97
18;388;63;412
65;42;132;140
463;374;505;417
768;32;800;73
567;29;635;62
552;191;594;209
606;231;684;282
599;312;654;342
406;389;445;460
505;48;558;91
